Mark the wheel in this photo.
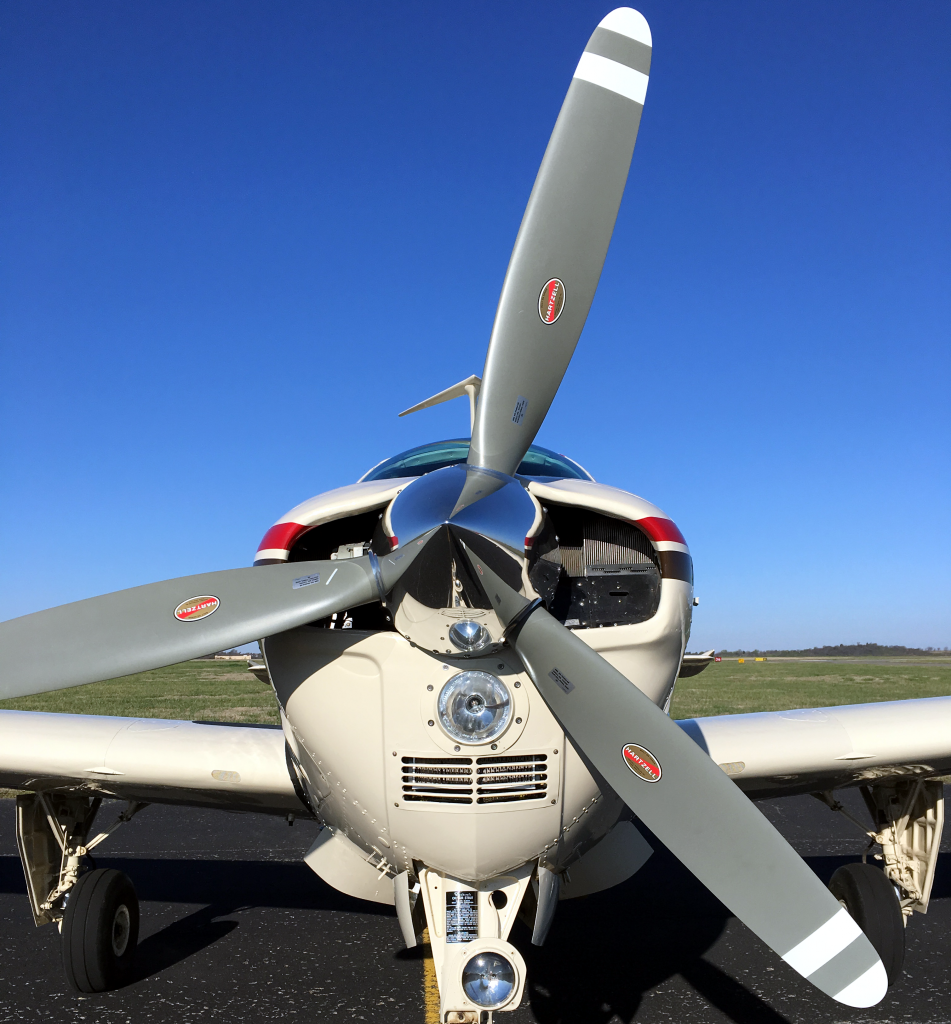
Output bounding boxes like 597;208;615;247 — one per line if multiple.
828;862;904;986
62;868;139;992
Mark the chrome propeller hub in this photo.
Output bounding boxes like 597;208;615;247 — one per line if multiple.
386;464;539;557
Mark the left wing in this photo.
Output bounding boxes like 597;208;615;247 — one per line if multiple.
0;710;305;815
678;695;951;799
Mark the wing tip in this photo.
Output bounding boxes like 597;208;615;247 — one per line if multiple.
599;8;652;48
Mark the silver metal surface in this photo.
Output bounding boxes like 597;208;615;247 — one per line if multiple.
367;550;388;606
448;621;491;653
387;464;537;557
437;671;512;745
461;952;517;1008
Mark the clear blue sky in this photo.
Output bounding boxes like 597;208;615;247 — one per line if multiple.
2;1;948;651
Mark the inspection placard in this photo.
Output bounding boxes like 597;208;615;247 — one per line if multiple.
446;890;478;943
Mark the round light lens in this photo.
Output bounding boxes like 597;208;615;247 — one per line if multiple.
437;671;511;744
448;620;490;653
462;952;516;1008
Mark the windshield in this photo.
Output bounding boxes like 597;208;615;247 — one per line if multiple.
359;439;593;482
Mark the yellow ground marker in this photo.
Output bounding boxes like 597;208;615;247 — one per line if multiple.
422;927;440;1024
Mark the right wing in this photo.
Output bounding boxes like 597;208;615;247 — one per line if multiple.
678;695;951;799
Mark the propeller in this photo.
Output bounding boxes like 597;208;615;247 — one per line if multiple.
459;542;887;1008
469;7;653;476
0;543;428;700
454;8;884;1006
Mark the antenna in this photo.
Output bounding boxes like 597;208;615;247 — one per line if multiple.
398;375;482;431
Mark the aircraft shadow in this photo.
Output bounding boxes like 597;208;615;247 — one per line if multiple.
3;847;948;1011
0;853;397;984
510;842;951;1024
112;855;396;986
509;840;791;1024
132;904;239;983
0;853;395;915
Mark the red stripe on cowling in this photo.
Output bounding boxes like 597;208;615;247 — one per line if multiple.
634;517;687;546
256;522;308;553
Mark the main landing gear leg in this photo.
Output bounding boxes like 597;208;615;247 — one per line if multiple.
815;779;945;988
15;792;148;992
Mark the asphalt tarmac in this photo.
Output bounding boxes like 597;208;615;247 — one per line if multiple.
1;788;950;1024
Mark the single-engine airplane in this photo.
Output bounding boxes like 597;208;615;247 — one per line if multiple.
3;8;949;1020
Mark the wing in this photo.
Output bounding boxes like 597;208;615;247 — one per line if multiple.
0;710;305;816
678;695;951;799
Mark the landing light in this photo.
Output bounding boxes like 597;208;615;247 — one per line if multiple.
461;952;517;1008
448;620;490;653
437;672;511;744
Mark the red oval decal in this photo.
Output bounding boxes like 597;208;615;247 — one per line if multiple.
622;743;662;782
538;279;566;324
174;595;220;622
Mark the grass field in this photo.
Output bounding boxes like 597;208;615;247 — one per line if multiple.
670;657;951;719
1;657;950;725
0;660;281;725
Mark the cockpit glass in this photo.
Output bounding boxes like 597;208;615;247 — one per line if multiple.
359;439;592;482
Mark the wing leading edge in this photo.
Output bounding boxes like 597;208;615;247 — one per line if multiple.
678;695;951;799
0;711;305;816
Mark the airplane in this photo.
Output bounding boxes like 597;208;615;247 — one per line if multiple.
2;7;949;1020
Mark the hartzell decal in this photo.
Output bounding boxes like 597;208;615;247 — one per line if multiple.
538;278;566;324
622;743;662;782
174;596;220;622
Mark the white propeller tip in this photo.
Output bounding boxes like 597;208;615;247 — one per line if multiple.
832;961;888;1008
599;8;652;48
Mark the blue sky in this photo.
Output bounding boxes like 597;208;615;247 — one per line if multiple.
2;1;949;651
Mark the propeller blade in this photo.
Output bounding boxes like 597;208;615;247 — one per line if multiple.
469;8;652;475
0;544;426;700
460;544;887;1008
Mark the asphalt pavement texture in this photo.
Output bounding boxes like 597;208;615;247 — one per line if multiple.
1;787;950;1024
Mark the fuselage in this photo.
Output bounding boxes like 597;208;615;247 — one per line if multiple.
256;441;693;891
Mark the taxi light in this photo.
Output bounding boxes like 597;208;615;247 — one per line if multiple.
461;952;516;1008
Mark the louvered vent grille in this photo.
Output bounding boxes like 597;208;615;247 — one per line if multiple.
399;754;550;806
544;516;656;577
552;545;584;577
401;757;473;804
583;518;655;574
476;754;548;804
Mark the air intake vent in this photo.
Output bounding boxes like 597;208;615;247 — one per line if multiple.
541;514;656;578
583;517;656;575
475;754;548;804
533;507;662;627
401;756;473;804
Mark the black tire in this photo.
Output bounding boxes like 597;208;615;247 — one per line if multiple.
62;868;139;992
828;862;904;987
